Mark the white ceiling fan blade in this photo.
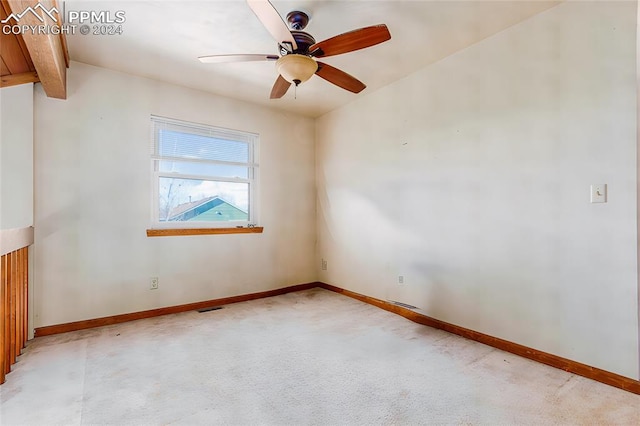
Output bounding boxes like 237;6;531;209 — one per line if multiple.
198;54;279;63
247;0;297;50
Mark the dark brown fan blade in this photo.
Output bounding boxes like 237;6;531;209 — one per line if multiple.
315;62;366;93
309;24;391;58
198;54;279;63
270;75;291;99
247;0;297;50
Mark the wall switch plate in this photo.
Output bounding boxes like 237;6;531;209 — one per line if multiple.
321;259;327;271
398;275;404;285
150;277;159;290
590;184;607;203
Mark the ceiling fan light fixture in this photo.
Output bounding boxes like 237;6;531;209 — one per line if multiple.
276;54;318;85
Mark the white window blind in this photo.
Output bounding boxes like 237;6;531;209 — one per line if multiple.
150;116;258;227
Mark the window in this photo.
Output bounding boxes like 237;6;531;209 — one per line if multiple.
150;116;258;229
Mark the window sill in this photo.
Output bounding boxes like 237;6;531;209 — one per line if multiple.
146;227;264;237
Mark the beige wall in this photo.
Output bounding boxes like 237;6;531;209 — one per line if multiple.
33;62;316;327
1;84;33;231
316;1;639;379
28;1;640;381
1;83;35;339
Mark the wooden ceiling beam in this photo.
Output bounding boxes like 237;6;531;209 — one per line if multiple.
0;57;11;75
0;31;31;74
0;2;32;74
52;0;69;68
1;71;39;88
5;0;67;98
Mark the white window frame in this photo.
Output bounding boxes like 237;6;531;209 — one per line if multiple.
150;115;259;229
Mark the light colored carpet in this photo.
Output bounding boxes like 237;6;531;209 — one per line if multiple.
1;288;639;425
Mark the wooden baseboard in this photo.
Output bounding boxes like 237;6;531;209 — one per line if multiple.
317;282;640;396
34;282;319;337
32;280;640;396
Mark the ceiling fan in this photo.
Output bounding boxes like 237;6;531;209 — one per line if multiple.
198;0;391;99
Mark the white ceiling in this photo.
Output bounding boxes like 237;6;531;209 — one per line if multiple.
65;1;560;118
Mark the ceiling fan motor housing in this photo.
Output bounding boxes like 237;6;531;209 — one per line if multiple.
286;11;309;30
277;11;316;56
280;30;316;55
276;12;318;87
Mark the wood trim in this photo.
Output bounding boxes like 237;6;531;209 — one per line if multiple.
28;281;640;395
1;57;11;75
22;248;28;347
0;227;34;256
0;31;31;74
8;253;14;365
1;0;37;72
0;2;32;74
146;227;264;237
317;283;640;395
34;282;319;337
2;253;9;375
16;249;23;353
0;71;38;88
0;246;28;384
636;0;640;393
0;254;6;383
6;0;66;99
9;252;16;365
14;26;35;71
52;0;69;67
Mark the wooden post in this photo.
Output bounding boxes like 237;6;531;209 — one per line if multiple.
22;247;28;348
0;254;6;384
0;229;33;385
9;251;16;365
16;249;22;356
3;253;10;375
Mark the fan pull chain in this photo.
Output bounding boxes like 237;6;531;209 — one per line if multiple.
294;84;297;100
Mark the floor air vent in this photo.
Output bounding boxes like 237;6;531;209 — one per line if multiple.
389;300;419;310
197;306;224;313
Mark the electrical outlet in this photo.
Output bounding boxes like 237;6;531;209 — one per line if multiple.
321;259;327;271
398;275;404;285
150;277;159;290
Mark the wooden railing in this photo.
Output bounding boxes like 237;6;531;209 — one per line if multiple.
0;227;33;385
